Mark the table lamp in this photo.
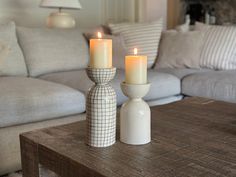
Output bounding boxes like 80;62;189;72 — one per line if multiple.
40;0;82;28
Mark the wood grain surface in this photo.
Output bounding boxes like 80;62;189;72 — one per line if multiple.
20;97;236;177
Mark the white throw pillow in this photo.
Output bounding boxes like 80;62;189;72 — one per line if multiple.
194;22;210;31
195;22;236;70
108;19;163;68
176;23;190;33
0;21;27;76
155;30;204;69
17;27;89;77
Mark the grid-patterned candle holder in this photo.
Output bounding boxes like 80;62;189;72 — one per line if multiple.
86;67;117;147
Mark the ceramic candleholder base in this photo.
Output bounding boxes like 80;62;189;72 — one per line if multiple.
86;67;117;147
120;82;151;145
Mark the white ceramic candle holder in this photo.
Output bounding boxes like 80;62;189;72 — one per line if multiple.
120;82;151;145
86;67;117;147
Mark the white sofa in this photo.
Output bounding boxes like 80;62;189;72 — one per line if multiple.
1;21;236;176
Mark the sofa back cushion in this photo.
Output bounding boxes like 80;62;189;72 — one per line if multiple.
108;19;163;68
155;30;204;69
17;27;89;77
0;21;27;76
196;22;236;70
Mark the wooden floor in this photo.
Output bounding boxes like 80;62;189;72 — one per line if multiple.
20;97;236;177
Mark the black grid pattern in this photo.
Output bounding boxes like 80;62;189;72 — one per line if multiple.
86;68;117;147
86;67;116;84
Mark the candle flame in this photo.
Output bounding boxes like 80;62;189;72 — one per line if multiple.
134;48;138;55
97;32;102;39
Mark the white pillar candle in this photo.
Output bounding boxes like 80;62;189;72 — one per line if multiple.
125;48;147;84
89;32;112;68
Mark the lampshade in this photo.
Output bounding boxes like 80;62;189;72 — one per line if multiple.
40;0;82;9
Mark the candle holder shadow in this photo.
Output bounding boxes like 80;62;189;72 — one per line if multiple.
86;67;117;147
120;82;151;145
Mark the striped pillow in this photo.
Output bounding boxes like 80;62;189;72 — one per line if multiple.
196;23;236;70
109;19;163;68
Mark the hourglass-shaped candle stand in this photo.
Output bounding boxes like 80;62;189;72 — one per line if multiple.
86;67;117;147
120;82;151;145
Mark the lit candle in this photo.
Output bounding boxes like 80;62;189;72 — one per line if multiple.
89;32;112;68
125;48;147;84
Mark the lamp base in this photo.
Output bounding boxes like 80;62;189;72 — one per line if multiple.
46;12;76;29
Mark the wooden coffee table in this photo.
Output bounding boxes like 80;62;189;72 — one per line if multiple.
20;97;236;177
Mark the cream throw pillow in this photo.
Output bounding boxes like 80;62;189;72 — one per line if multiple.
0;21;27;76
108;19;163;68
0;42;10;62
155;31;204;69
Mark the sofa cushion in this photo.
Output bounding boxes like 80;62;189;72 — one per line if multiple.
155;31;204;69
40;69;181;105
0;77;85;128
182;70;236;103
0;21;27;76
156;68;211;79
17;27;89;77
